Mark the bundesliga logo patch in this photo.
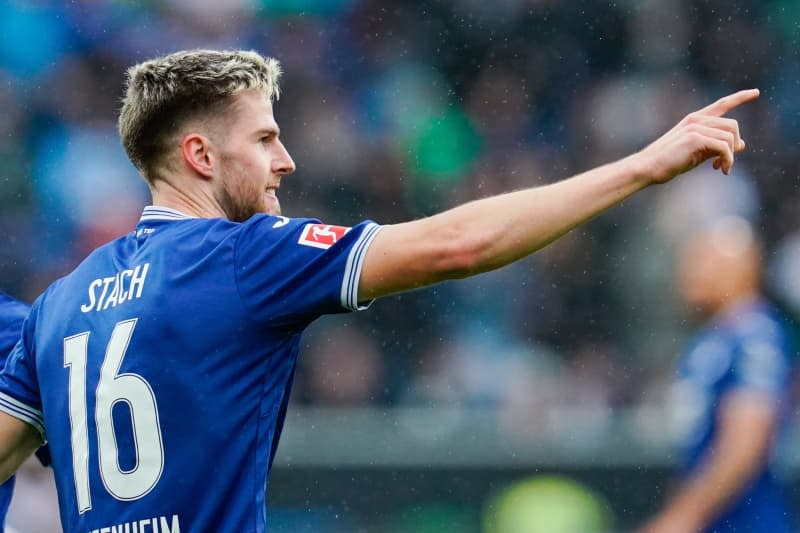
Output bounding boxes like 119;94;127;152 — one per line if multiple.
298;224;350;249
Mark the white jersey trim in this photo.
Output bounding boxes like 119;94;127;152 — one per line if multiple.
341;223;382;311
0;391;46;440
139;206;196;222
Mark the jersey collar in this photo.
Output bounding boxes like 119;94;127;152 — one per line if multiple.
139;205;196;223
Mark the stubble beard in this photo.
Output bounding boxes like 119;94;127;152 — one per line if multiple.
217;174;274;223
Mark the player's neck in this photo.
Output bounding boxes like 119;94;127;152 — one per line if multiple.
715;289;761;318
149;177;227;220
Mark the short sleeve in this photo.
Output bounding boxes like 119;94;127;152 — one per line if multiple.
731;333;792;398
0;304;45;440
234;215;382;326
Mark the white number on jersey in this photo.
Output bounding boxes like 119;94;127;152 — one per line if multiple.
64;319;164;513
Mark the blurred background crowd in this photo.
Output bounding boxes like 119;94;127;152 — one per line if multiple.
2;0;800;531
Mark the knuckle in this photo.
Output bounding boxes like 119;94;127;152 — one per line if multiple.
686;134;705;150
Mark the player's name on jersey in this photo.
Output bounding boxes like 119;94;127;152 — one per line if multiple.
88;514;180;533
81;263;150;313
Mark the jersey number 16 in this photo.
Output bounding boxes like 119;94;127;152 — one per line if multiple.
63;318;164;513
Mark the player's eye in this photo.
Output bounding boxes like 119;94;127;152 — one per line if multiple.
260;132;278;143
260;131;281;145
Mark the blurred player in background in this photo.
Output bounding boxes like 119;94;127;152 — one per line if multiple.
0;50;757;532
0;292;59;533
642;217;796;533
0;292;28;532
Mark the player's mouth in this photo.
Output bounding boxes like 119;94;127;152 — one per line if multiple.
264;186;279;199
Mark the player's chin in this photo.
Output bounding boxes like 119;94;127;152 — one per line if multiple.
262;193;281;216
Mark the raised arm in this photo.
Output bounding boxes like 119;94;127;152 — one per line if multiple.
0;412;42;483
359;89;759;300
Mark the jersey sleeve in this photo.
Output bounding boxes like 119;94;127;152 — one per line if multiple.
730;330;792;399
234;215;382;326
0;304;45;440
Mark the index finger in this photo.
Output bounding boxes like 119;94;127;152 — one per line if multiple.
700;89;760;117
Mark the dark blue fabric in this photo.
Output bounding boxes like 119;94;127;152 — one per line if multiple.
0;292;29;532
675;299;796;533
0;212;378;533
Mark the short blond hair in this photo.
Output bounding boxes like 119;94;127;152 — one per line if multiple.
118;49;281;181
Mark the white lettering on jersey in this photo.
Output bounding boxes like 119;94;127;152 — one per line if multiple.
88;514;181;533
80;279;102;313
81;263;150;313
118;269;133;302
96;277;116;311
102;273;121;310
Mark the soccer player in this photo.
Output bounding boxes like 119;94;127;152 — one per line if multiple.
642;218;796;533
0;292;31;532
0;50;758;532
0;293;59;533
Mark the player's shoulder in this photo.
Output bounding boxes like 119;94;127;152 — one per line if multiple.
729;300;790;343
144;214;316;246
726;300;797;371
236;215;381;259
240;214;320;231
236;214;324;244
239;214;375;241
31;233;131;309
58;235;127;282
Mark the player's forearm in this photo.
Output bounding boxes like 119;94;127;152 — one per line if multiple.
360;90;756;300
658;404;774;528
360;154;652;299
0;415;42;483
431;153;651;276
661;454;766;528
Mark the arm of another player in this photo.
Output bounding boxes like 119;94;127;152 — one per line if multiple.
0;412;42;483
640;391;777;533
358;89;759;300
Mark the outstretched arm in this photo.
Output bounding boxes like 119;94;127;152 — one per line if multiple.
359;89;759;300
0;412;42;483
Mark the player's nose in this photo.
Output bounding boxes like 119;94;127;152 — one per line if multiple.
273;138;296;176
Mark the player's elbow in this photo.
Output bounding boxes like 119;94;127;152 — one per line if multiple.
429;223;494;280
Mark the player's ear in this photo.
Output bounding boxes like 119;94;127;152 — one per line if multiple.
181;133;215;179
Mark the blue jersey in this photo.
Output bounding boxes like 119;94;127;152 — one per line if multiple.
0;292;29;532
672;298;796;533
0;206;381;533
